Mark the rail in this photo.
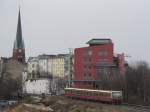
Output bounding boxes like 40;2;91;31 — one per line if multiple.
123;103;150;112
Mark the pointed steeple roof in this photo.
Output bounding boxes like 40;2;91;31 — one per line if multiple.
14;9;25;49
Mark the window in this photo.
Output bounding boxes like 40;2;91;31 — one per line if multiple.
89;58;91;62
84;57;92;62
88;50;92;56
88;66;92;70
84;49;92;56
99;50;108;56
84;66;92;70
84;73;92;78
32;64;35;68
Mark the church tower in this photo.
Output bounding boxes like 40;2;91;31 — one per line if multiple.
12;9;25;63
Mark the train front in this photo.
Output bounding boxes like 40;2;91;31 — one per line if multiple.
112;91;123;104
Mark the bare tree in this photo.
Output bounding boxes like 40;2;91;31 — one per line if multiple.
125;61;150;104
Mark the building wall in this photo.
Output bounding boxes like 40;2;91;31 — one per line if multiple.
13;49;25;63
24;79;51;95
52;57;65;78
27;57;39;79
48;58;53;74
74;43;113;82
64;54;74;87
27;54;70;79
22;70;28;93
117;54;125;77
74;40;126;89
39;58;49;76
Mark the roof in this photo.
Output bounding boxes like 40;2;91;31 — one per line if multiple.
28;57;39;62
38;54;56;59
14;10;25;49
65;87;122;93
86;39;112;45
38;54;69;59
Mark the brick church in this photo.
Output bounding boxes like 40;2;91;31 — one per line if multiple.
12;9;25;63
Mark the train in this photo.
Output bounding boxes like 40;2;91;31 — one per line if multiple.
64;88;123;104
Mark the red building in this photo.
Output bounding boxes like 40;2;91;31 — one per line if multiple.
74;39;125;89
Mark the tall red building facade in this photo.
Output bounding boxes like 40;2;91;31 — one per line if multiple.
74;39;125;89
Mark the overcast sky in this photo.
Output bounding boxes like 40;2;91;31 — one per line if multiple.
0;0;150;63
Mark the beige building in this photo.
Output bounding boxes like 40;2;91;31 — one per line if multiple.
51;55;65;78
27;54;68;79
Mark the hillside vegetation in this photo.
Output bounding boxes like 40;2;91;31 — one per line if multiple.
6;96;128;112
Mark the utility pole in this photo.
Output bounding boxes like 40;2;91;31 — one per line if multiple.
123;54;131;101
68;48;73;87
0;58;3;78
143;67;146;103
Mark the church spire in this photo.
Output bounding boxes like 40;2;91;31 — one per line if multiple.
13;9;25;63
14;9;24;49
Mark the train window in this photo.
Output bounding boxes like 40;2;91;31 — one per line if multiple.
77;91;81;95
76;91;78;95
86;92;89;96
80;91;82;95
107;93;110;97
103;93;106;97
91;92;93;96
88;92;90;96
86;92;88;96
98;92;101;96
74;90;77;94
84;91;87;96
89;91;92;96
79;91;81;95
88;92;91;96
93;92;96;96
67;90;69;93
81;91;84;96
77;91;79;95
96;92;99;96
92;92;94;96
103;93;107;97
93;92;97;96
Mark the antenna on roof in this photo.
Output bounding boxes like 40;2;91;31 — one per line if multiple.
18;0;21;10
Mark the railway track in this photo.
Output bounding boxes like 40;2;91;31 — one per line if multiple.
123;103;150;112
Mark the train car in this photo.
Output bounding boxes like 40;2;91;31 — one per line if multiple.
64;88;123;104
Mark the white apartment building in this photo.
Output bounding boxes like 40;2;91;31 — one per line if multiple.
24;79;51;95
24;53;74;95
27;57;39;79
22;69;28;93
27;54;73;79
38;55;49;77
